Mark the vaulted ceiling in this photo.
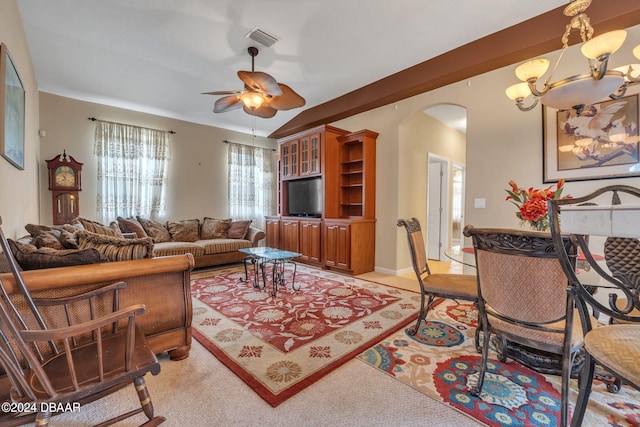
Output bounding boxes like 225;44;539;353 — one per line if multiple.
17;0;640;139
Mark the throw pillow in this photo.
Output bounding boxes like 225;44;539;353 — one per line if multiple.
227;220;252;239
8;239;103;271
117;216;148;238
76;230;154;262
24;224;79;249
31;232;65;250
136;217;171;243
201;217;232;239
167;219;200;242
72;217;122;237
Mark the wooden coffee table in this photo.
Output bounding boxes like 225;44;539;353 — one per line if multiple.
239;247;302;296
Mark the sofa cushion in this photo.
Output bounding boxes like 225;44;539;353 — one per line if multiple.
72;217;122;237
200;218;231;240
152;241;205;257
77;230;154;262
117;216;148;238
137;217;171;243
167;219;200;242
227;220;252;239
197;238;253;255
8;239;103;270
0;249;18;273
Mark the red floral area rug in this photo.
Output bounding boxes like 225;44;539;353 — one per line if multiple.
358;300;640;426
190;264;419;407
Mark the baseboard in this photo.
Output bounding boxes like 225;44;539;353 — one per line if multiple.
374;266;413;276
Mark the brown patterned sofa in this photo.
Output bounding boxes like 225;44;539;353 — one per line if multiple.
8;216;265;271
0;254;195;360
119;216;265;268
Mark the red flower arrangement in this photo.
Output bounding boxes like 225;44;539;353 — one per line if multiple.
505;179;569;231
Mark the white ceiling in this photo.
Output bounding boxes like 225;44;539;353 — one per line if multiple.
17;0;568;137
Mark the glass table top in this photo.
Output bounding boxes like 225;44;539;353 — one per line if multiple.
239;247;302;261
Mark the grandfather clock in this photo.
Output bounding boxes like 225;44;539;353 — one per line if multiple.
46;151;83;225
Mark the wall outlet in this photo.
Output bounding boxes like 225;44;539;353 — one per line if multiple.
474;198;486;209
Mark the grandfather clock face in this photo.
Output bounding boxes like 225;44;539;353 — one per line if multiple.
54;165;77;188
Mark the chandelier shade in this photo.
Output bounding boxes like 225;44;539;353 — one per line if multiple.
507;0;640;114
540;71;625;111
580;30;626;59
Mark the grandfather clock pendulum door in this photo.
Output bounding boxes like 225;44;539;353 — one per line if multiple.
46;152;83;225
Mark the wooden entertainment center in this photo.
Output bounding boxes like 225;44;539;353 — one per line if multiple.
265;124;377;275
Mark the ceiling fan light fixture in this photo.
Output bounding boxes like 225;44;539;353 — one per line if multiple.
240;92;264;109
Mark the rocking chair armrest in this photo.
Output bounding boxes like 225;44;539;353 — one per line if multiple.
32;281;128;307
19;304;147;342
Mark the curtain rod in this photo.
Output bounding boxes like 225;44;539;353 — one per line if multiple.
223;140;276;151
88;117;176;134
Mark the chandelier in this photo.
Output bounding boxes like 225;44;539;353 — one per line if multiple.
506;0;640;115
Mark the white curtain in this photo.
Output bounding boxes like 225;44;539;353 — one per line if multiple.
228;142;276;230
94;121;170;223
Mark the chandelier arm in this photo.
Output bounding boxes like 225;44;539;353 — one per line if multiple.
590;56;610;80
527;79;549;97
516;97;538;112
609;83;629;100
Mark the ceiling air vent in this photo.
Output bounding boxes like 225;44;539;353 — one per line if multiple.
245;27;278;47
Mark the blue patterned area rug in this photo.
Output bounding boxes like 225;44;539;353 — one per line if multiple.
357;300;640;427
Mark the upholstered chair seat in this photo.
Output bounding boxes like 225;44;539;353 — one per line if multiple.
584;325;640;387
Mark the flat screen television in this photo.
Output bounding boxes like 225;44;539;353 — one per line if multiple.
287;177;322;217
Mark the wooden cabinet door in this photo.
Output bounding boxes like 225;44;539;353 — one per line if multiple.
281;141;299;179
299;136;310;175
299;133;321;176
281;141;299;178
300;220;322;264
265;217;281;248
324;221;350;270
308;133;321;175
281;219;300;253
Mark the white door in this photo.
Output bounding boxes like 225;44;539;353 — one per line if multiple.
427;156;449;260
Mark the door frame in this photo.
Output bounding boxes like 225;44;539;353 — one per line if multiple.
451;162;466;248
426;153;450;261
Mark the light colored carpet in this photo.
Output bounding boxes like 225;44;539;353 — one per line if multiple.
23;261;483;426
38;339;482;426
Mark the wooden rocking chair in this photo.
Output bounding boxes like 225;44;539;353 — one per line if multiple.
0;217;165;426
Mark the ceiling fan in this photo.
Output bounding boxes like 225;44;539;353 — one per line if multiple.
203;46;305;118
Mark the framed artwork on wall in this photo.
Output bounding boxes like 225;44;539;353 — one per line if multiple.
0;42;25;170
542;90;640;183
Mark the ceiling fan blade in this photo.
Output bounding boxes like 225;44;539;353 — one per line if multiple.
243;104;277;118
266;84;306;110
202;90;242;95
213;95;242;113
238;71;283;97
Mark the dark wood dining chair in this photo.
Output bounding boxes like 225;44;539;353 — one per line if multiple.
549;184;640;426
397;218;477;336
0;217;165;427
463;226;581;427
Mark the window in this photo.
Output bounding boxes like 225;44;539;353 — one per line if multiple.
94;121;170;223
228;142;275;230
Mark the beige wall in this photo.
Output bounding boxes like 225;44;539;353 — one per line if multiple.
0;0;40;239
38;93;277;225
